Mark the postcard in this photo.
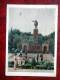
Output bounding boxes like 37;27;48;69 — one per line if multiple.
6;5;58;77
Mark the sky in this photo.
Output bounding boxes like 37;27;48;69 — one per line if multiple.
8;7;56;36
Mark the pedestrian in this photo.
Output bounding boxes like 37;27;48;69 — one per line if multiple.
14;54;18;70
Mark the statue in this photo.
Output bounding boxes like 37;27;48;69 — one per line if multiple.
32;20;38;28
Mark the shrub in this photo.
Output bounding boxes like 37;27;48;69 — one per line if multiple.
31;58;36;67
47;62;54;70
22;63;32;69
8;61;14;67
36;61;54;70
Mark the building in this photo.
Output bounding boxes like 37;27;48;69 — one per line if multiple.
22;20;49;53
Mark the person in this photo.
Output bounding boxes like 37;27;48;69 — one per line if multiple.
14;54;18;70
40;54;43;61
37;54;39;62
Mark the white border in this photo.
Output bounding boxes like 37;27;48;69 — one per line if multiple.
5;4;58;77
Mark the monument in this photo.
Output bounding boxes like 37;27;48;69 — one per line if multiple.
32;20;38;44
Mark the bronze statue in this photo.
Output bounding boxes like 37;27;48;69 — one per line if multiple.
32;20;38;28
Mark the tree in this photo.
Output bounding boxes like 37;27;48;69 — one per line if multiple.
49;32;55;55
8;29;14;52
8;28;21;53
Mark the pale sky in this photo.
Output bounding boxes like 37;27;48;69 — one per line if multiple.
9;7;56;35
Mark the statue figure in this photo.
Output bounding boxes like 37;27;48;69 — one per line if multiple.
32;20;38;28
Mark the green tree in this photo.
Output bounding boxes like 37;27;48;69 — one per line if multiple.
8;29;14;52
8;28;21;53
